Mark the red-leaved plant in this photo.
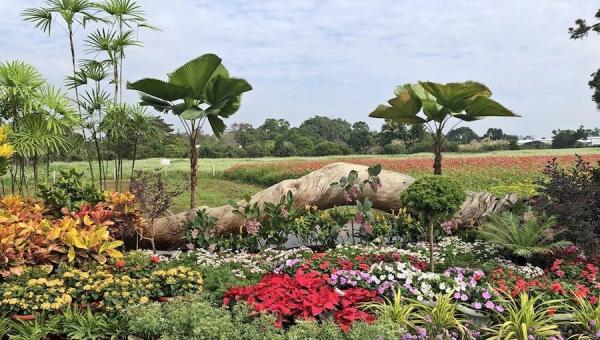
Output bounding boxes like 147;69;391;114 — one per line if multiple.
223;269;379;331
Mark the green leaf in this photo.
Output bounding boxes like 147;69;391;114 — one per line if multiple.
168;54;222;98
369;105;427;123
126;79;189;101
179;108;205;120
420;81;491;112
207;114;226;137
205;76;252;106
465;96;520;117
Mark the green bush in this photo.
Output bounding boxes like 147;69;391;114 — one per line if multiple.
401;175;465;271
37;169;103;215
346;320;407;339
126;297;283;340
401;175;465;219
285;320;344;340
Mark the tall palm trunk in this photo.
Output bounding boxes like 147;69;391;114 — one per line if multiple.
433;129;443;175
68;27;95;186
189;127;198;208
92;127;103;189
131;136;138;174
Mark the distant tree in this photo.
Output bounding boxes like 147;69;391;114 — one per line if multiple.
483;128;505;140
274;140;296;157
229;122;253;145
348;121;374;152
299;116;352;143
377;120;425;148
446;126;479;144
552;126;589;148
260;118;290;139
569;8;600;110
313;141;349;156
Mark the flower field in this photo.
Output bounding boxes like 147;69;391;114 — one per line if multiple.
223;153;600;196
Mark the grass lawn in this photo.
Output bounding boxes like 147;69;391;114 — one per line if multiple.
3;147;599;212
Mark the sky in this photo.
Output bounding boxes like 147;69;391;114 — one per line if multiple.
1;0;600;138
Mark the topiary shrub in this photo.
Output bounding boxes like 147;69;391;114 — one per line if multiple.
401;175;465;272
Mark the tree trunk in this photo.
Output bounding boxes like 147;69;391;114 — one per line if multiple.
433;130;443;175
137;162;520;250
131;136;138;175
92;128;103;190
189;131;198;209
69;28;95;187
148;162;414;249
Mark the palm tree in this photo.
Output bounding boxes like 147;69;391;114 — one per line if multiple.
85;28;141;104
68;60;111;189
10;112;71;192
478;211;571;262
22;0;100;183
128;106;162;173
369;82;518;175
95;0;157;102
100;103;130;191
128;54;252;208
0;61;45;193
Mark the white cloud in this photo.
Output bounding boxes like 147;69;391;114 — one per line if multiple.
1;0;599;137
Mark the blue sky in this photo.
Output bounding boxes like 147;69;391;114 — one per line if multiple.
1;0;600;137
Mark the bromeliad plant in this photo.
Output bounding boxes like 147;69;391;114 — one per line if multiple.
478;210;571;264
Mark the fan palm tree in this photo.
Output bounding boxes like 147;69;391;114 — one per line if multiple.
127;54;252;208
369;82;518;175
10;113;71;191
0;60;44;122
128;106;163;173
478;211;571;262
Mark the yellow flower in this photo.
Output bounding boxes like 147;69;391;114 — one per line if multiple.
0;144;14;158
139;296;149;304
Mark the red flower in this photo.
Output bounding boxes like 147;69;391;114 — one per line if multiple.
575;284;590;299
590;295;599;305
115;260;125;269
150;255;160;264
319;261;330;270
550;282;564;294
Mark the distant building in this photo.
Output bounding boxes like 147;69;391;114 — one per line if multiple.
517;138;553;146
577;136;600;146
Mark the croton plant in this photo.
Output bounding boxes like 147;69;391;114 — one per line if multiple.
0;193;142;277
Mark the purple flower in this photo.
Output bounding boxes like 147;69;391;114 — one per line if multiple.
472;302;482;310
495;304;505;313
482;291;492;300
460;294;468;301
485;301;495;309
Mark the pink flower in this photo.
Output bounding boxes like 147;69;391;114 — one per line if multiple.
245;219;261;235
363;222;373;235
